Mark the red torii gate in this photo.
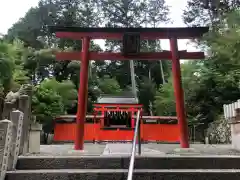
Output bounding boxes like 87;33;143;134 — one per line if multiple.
49;26;209;150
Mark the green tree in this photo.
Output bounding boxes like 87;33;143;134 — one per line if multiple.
0;39;29;117
183;0;240;27
38;78;78;110
188;11;240;124
32;78;77;143
0;41;15;94
6;0;104;116
98;75;122;95
138;76;156;114
94;0;170;115
154;77;176;116
154;10;240;139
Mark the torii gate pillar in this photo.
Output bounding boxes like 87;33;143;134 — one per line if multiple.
170;38;189;148
75;37;90;150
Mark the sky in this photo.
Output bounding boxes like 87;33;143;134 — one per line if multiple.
0;0;197;51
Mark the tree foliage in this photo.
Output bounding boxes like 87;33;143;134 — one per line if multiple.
2;0;240;142
153;10;240;137
183;0;240;27
98;75;122;95
32;78;77;123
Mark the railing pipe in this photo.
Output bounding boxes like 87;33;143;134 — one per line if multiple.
127;110;141;180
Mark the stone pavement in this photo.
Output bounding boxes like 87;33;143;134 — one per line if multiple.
23;143;240;156
102;143;164;155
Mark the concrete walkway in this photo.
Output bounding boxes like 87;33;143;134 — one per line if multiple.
102;143;164;155
24;143;240;156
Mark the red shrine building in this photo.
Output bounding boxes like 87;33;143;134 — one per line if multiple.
54;96;179;143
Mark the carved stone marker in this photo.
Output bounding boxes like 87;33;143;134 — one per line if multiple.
2;102;16;120
8;110;24;170
0;120;13;180
29;123;42;153
18;95;30;155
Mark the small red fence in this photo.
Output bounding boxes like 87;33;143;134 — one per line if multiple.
54;115;180;143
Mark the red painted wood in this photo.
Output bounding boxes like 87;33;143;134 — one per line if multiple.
55;30;207;40
170;38;189;148
98;130;134;141
93;108;140;113
56;51;205;61
54;123;100;141
55;115;177;120
52;27;208;149
53;123;180;142
75;37;90;150
142;124;179;142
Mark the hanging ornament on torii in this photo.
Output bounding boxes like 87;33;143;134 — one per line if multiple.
122;32;141;56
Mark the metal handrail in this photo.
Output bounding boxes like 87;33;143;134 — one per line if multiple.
127;110;141;180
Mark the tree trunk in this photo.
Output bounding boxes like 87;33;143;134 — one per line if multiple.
43;133;49;144
0;98;3;119
159;60;165;84
130;60;137;97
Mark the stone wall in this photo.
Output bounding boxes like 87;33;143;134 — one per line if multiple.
0;86;35;179
2;94;31;154
229;108;240;149
8;110;24;170
231;122;240;149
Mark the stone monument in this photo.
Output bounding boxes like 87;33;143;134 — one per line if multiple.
3;84;32;155
0;120;13;180
8;110;24;170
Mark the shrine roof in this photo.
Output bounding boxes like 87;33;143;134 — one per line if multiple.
49;26;209;39
96;95;139;104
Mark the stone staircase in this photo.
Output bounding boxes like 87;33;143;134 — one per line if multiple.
5;155;240;180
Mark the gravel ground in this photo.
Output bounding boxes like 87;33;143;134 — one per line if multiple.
24;143;240;156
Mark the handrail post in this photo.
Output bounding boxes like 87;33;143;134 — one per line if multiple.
138;115;141;155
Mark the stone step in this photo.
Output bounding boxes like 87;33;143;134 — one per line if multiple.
6;169;240;180
16;156;240;170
